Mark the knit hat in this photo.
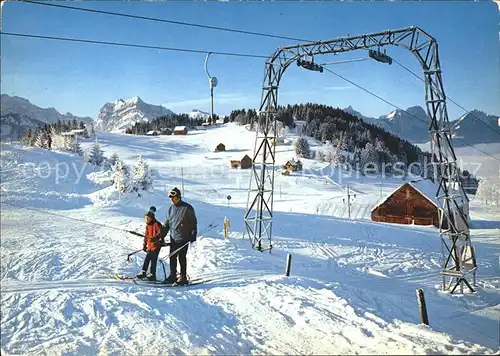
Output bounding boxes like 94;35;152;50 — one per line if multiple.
168;187;181;198
145;207;156;218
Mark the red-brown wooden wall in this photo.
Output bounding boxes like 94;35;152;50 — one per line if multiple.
371;183;439;228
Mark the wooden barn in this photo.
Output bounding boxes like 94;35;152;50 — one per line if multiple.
230;154;252;169
215;143;226;152
173;126;188;135
371;179;440;227
371;179;468;228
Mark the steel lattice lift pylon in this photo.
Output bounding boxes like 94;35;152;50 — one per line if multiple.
244;26;477;293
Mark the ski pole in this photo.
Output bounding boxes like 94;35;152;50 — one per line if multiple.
165;223;217;259
127;249;143;262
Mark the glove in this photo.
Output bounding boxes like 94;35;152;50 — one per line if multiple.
142;244;147;252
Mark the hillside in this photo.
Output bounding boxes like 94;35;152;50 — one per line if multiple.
1;123;498;354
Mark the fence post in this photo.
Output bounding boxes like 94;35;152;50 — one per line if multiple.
416;288;429;325
285;253;292;277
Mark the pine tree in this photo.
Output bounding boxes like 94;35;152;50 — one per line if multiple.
294;137;311;158
315;149;326;162
361;142;378;175
112;159;128;192
67;137;83;156
34;129;45;148
48;127;64;149
330;148;345;166
130;155;153;191
88;140;105;166
109;152;120;168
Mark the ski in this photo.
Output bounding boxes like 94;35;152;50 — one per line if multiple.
133;278;210;288
104;273;137;281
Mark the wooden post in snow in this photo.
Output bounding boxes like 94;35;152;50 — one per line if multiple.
416;288;429;325
285;253;292;277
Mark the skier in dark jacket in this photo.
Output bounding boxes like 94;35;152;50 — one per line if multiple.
164;187;197;285
136;207;163;281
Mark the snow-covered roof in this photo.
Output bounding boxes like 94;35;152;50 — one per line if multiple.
146;130;158;135
61;129;85;136
409;179;440;207
174;126;186;131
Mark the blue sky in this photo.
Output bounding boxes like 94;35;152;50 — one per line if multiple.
1;1;499;120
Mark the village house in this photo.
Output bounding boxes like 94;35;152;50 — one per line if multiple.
160;128;172;135
215;143;226;152
283;158;303;173
230;154;252;169
173;126;188;135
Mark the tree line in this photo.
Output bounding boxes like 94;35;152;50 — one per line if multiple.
125;113;223;135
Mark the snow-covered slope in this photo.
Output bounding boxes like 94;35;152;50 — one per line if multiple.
0;94;93;125
95;96;175;132
1;124;499;355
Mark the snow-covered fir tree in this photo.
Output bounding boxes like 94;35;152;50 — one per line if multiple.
112;159;128;193
34;130;45;148
315;149;326;162
130;155;153;192
294;137;311;158
476;178;500;206
88;140;105;166
330;149;345;166
360;142;378;175
67;137;83;156
108;152;120;168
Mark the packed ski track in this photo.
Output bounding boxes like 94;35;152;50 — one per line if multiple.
1;123;499;355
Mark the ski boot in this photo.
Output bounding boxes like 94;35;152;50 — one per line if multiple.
147;274;157;282
164;274;177;284
176;274;188;286
136;270;147;279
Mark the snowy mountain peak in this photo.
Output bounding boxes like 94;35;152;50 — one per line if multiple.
451;109;500;145
95;96;175;132
188;109;211;120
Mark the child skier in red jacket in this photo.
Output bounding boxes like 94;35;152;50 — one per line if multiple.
136;207;163;281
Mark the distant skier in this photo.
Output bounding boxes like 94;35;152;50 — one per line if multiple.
164;187;197;285
46;133;52;150
136;206;163;281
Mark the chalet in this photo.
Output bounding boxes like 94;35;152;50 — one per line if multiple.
230;154;252;169
160;128;172;135
283;158;303;173
146;130;160;136
173;126;188;135
61;129;87;137
371;179;469;228
215;143;226;152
